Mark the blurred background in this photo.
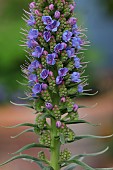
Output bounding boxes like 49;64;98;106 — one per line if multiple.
0;0;113;169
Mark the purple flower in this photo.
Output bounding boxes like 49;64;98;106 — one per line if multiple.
46;20;60;32
28;29;38;40
29;2;36;8
42;83;48;90
78;84;83;93
40;69;49;80
27;15;36;26
43;31;51;42
26;39;38;48
42;16;52;25
71;72;81;83
32;46;44;58
62;30;72;42
66;47;75;58
54;43;64;53
72;37;82;50
49;4;54;10
73;104;78;112
46;53;56;65
58;68;68;77
56;76;63;85
28;74;38;83
74;56;82;68
28;60;40;72
68;17;77;25
56;121;61;128
54;11;60;19
32;83;42;94
45;102;53;110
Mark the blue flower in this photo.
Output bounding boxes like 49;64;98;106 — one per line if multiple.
28;60;40;72
73;56;82;68
26;39;38;48
45;102;53;110
72;37;82;50
32;46;44;58
62;30;72;42
66;47;75;58
46;53;56;65
78;84;83;93
46;20;60;32
71;72;81;83
27;15;36;26
32;83;42;94
56;76;63;85
54;43;64;53
28;29;39;40
42;16;53;25
28;74;38;82
58;68;68;77
40;69;49;80
43;31;51;42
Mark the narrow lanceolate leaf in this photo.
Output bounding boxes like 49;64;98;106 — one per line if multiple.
69;147;109;160
61;119;100;126
11;128;34;139
66;159;95;170
64;164;78;170
73;134;113;141
0;154;45;168
10;101;34;109
79;103;98;109
12;143;50;155
0;123;37;129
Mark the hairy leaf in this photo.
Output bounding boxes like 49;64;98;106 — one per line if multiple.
0;123;37;129
61;119;100;126
0;154;45;168
73;134;113;141
10;101;34;109
12;143;50;154
69;147;109;160
11;128;34;139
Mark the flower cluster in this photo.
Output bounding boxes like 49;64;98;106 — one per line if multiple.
1;1;112;170
20;0;89;168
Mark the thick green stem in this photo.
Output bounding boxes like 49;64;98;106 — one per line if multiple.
50;118;60;170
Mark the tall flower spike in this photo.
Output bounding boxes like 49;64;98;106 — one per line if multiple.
1;1;113;170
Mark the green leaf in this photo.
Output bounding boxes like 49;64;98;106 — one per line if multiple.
11;128;34;139
12;143;50;154
10;101;34;109
0;123;37;129
0;154;44;168
60;133;65;144
73;134;113;141
79;103;97;109
69;147;109;160
66;159;95;170
81;91;98;96
64;164;78;170
61;119;100;126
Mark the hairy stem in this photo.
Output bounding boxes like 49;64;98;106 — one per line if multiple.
50;117;60;170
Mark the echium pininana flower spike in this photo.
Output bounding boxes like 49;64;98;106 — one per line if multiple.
1;1;112;170
21;0;88;169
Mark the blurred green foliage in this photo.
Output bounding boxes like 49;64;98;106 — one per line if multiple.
0;0;31;101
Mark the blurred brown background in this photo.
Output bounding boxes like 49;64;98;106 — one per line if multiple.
0;0;113;169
